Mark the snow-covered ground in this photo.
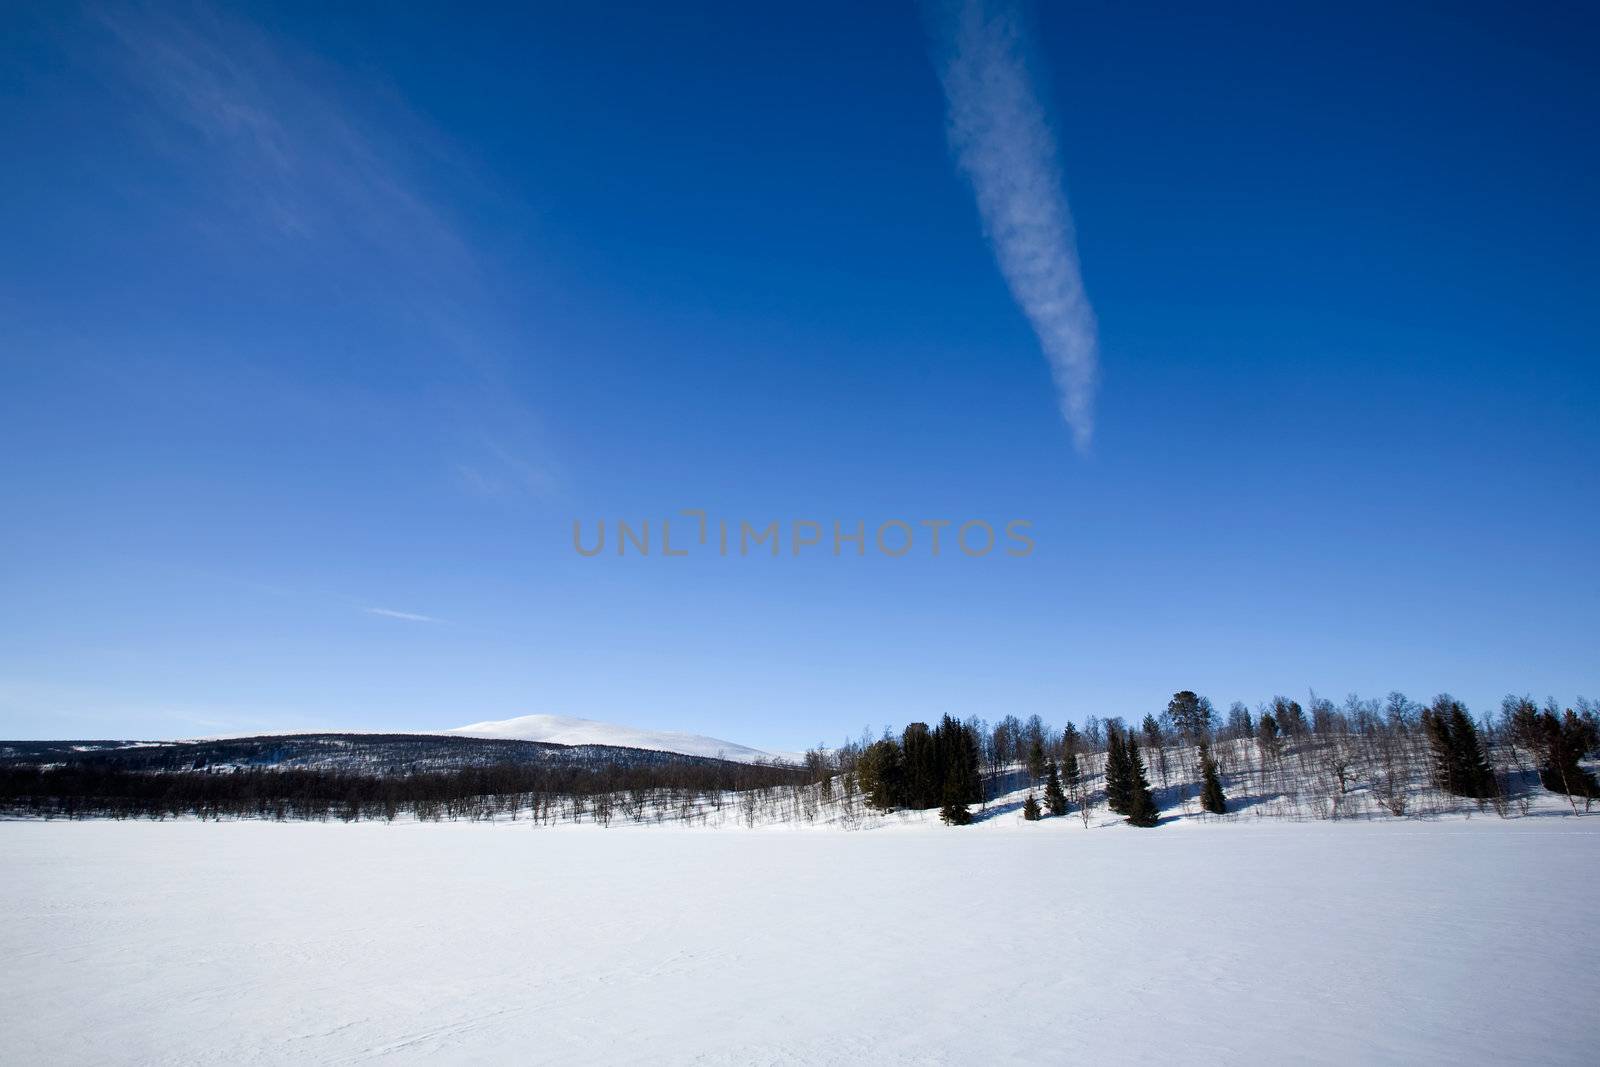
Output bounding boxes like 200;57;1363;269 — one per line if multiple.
2;817;1595;1064
445;712;803;764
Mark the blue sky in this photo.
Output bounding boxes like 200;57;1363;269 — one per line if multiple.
1;1;1595;747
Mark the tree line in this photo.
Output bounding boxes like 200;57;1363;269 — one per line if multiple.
0;753;807;822
4;691;1595;826
814;690;1599;827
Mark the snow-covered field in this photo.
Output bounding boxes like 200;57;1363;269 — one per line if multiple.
2;818;1595;1065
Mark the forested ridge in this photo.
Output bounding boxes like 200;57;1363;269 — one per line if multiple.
0;733;732;774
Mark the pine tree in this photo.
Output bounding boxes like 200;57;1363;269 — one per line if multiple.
1104;725;1132;815
901;721;938;808
1422;697;1496;800
939;778;973;825
1257;712;1281;763
1124;738;1160;827
1198;741;1227;815
940;799;972;825
1273;696;1308;738
1526;709;1600;804
856;738;904;810
1167;690;1214;744
1061;724;1084;819
1026;736;1047;781
933;714;982;807
1062;746;1081;795
1043;761;1067;816
1142;713;1169;787
1022;793;1041;821
1448;704;1494;799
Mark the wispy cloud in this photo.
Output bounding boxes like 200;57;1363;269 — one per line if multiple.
364;607;443;624
95;3;468;273
361;607;441;627
929;0;1100;452
93;2;555;495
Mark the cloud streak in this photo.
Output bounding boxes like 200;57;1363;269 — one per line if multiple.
94;2;556;496
930;0;1100;451
95;3;472;278
365;607;443;624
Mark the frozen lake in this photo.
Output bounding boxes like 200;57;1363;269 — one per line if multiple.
2;817;1595;1064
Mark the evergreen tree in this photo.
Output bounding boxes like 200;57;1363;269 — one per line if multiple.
1141;713;1164;749
1142;713;1170;787
901;722;938;809
1022;792;1041;821
1446;703;1495;799
1273;696;1308;736
939;779;973;825
1524;708;1600;802
939;800;973;825
1104;725;1132;815
1198;741;1227;814
1167;691;1214;744
934;714;983;806
1062;743;1081;796
1421;696;1495;799
1225;701;1254;741
1061;722;1081;765
856;738;904;810
1124;738;1160;827
1061;724;1083;813
1043;761;1067;816
1026;736;1047;781
856;715;984;814
1257;712;1281;761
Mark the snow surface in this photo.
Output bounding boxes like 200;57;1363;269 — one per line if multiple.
445;712;801;764
2;817;1596;1064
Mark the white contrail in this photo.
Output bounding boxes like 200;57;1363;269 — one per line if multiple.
931;0;1099;451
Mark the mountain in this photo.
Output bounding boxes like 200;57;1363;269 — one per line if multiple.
444;714;800;765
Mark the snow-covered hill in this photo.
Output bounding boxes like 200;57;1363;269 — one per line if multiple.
444;714;800;765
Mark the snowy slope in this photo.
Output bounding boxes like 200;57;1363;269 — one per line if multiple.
444;713;800;765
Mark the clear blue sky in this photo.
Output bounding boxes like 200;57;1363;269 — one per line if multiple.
2;2;1595;746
